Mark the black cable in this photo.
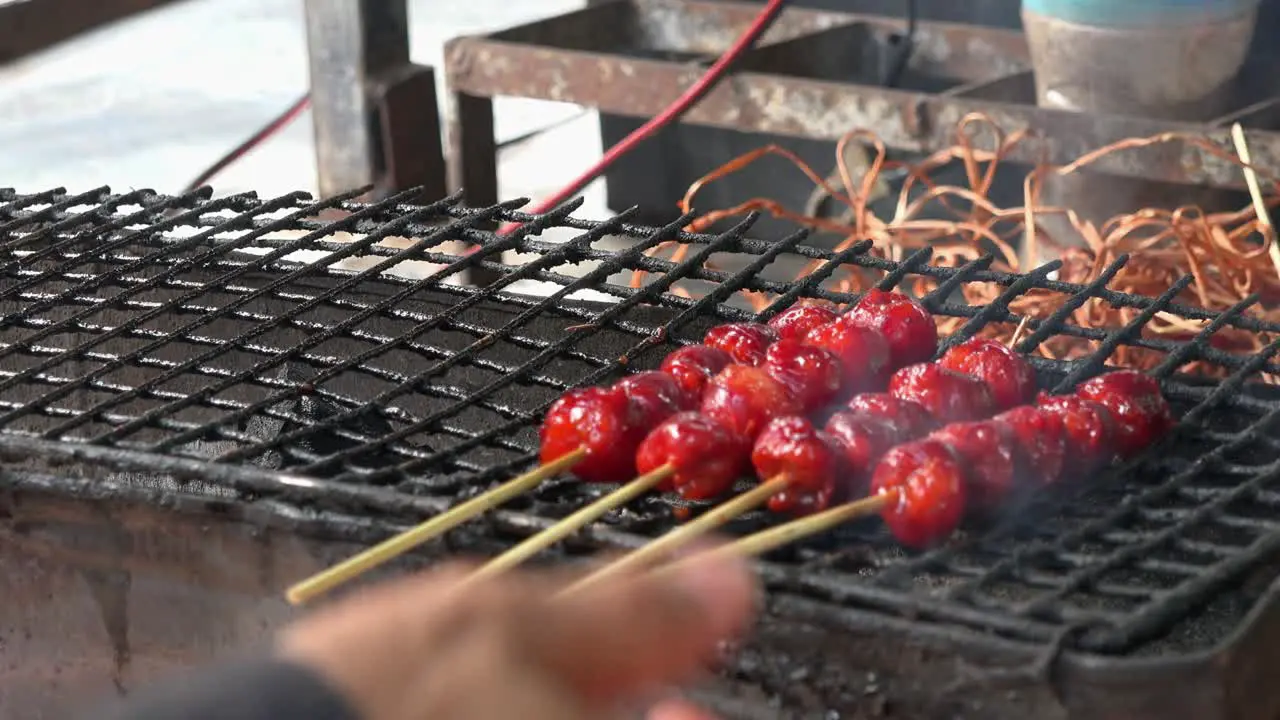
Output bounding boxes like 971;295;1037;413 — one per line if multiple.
495;109;592;151
884;0;918;89
182;94;312;193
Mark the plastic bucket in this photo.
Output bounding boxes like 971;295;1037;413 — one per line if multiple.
1022;0;1260;119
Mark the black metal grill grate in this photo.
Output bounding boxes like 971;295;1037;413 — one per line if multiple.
2;185;1280;659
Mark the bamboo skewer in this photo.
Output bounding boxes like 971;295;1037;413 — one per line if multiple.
724;490;895;556
1229;123;1280;282
1009;315;1031;348
661;490;898;575
469;462;676;581
562;474;791;595
285;447;586;605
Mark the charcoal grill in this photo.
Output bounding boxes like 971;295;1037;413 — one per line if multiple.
2;184;1280;719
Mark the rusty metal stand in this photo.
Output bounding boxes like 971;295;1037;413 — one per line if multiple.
302;0;448;203
446;89;499;209
442;0;1280;208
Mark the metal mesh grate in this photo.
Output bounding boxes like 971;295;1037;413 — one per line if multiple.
2;185;1280;658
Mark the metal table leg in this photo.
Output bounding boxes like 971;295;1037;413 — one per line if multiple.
302;0;447;203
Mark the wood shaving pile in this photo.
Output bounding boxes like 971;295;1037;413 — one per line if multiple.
630;114;1280;380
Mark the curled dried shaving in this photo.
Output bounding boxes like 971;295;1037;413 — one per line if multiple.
628;114;1280;380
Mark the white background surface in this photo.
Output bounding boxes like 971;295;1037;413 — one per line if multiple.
0;0;612;217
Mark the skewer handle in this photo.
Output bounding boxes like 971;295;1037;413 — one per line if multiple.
469;463;675;581
285;447;587;605
1230;122;1280;281
562;474;790;596
729;491;892;556
659;491;895;578
1008;316;1032;349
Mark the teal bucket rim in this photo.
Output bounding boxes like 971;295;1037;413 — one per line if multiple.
1022;0;1260;26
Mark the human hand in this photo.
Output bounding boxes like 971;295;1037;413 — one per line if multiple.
277;547;758;720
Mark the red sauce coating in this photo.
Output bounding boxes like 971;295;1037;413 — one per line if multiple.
930;420;1019;510
763;338;844;413
823;411;902;497
636;412;748;500
889;363;997;424
844;289;938;367
1075;370;1173;460
540;387;644;483
1035;392;1117;475
615;371;691;429
803;319;892;393
700;364;802;441
870;439;967;549
938;338;1037;411
994;406;1067;486
752;416;840;516
767;304;839;342
843;393;938;438
660;344;732;400
703;322;778;366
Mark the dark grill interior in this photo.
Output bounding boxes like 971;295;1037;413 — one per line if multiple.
3;184;1280;674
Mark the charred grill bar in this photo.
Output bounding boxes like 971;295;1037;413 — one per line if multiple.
1;185;1280;718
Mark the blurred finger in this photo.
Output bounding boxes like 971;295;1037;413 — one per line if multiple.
517;542;758;701
647;698;722;720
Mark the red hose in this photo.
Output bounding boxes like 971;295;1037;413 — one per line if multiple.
186;0;789;226
497;0;789;235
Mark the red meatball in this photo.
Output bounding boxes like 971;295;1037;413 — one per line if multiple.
844;289;938;366
636;412;748;501
870;439;967;549
660;344;732;400
540;387;644;483
930;420;1019;510
803;319;892;393
1036;392;1117;475
844;393;937;438
823;412;902;497
889;363;996;424
767;304;839;342
615;371;690;428
1075;370;1173;460
763;339;843;413
938;338;1036;410
995;406;1067;486
703;322;778;366
752;416;839;516
701;365;802;441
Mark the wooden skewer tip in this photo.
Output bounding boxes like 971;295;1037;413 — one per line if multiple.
562;474;790;596
1229;123;1280;282
1008;315;1032;349
659;490;897;577
470;462;676;582
284;446;588;605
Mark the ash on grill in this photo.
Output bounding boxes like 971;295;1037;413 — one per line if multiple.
2;185;1280;720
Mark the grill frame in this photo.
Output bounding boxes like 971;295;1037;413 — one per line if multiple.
2;184;1280;718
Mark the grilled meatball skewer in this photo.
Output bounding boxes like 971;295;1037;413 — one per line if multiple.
506;296;938;585
485;320;908;580
565;337;1032;593
697;369;1171;563
537;293;928;486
